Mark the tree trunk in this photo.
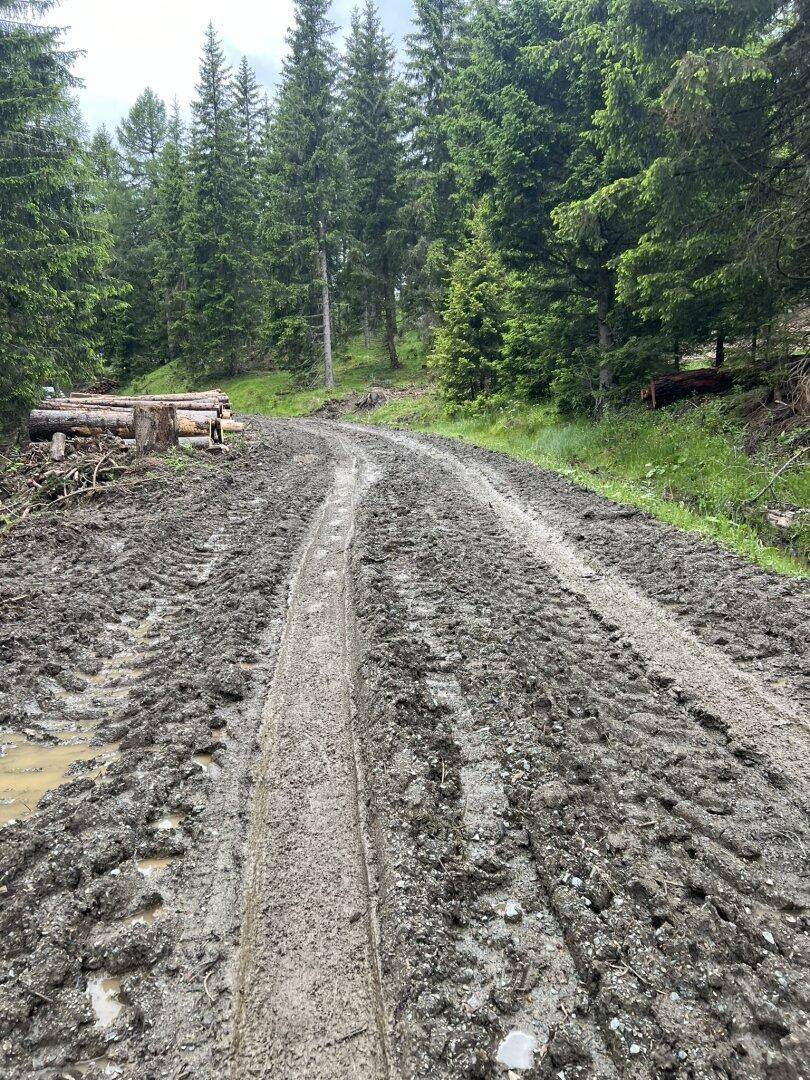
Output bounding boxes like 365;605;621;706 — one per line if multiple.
29;409;212;441
319;222;334;391
383;267;400;370
751;329;758;362
134;404;178;455
715;331;725;368
363;301;371;349
642;368;735;409
596;270;614;392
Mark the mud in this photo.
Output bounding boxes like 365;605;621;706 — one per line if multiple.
0;418;806;1079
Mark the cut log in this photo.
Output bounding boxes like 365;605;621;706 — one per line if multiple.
29;409;214;441
50;432;66;462
37;400;219;423
50;396;227;416
219;420;245;433
134;404;177;454
71;390;227;403
642;368;735;409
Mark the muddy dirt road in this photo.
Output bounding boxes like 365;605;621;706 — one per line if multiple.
0;419;807;1080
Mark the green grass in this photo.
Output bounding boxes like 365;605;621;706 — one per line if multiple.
124;338;808;577
125;332;428;417
363;394;809;578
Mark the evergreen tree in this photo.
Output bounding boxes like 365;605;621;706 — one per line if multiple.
187;24;243;373
153;103;191;360
261;0;341;386
113;88;169;369
403;0;468;326
0;0;112;422
342;0;403;367
431;214;507;400
231;57;264;363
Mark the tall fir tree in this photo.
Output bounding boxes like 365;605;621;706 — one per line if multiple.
231;57;264;363
403;0;468;327
261;0;341;386
153;103;191;360
187;24;243;373
0;0;112;422
342;0;404;368
114;88;169;369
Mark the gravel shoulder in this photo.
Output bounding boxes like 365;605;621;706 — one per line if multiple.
0;418;806;1079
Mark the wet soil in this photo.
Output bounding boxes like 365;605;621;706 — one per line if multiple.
0;419;806;1079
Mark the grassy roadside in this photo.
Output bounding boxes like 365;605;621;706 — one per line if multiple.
125;333;427;416
361;394;809;579
124;339;808;578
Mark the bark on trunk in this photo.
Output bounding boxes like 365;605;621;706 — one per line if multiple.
642;368;735;409
363;302;371;349
134;404;178;455
29;409;213;441
596;272;614;391
319;223;334;391
715;332;725;368
383;269;400;370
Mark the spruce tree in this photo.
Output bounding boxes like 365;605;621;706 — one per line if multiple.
403;0;467;325
261;0;340;386
0;0;112;422
231;57;263;363
342;0;403;368
114;88;169;369
154;103;191;360
432;214;507;401
187;23;242;373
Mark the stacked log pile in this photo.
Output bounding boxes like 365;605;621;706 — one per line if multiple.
29;390;243;453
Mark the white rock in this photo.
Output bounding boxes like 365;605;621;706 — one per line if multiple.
630;1043;643;1055
762;930;776;946
496;1030;538;1070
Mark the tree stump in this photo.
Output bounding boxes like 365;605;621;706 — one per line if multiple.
50;432;66;462
133;404;178;454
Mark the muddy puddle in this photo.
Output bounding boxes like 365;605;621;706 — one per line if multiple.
151;812;184;831
63;1058;117;1078
135;856;174;878
123;905;163;927
87;976;123;1027
0;732;118;827
193;752;220;776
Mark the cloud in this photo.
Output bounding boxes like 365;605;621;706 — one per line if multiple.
50;0;414;131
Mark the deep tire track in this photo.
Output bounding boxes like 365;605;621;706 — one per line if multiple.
229;439;392;1080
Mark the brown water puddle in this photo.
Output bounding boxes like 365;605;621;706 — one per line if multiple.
63;1058;115;1078
150;812;184;831
123;905;163;927
0;733;118;827
193;752;221;776
87;976;123;1027
135;856;174;878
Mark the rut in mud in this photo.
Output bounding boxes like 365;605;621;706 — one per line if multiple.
0;418;807;1080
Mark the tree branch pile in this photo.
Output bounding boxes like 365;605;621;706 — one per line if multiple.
0;435;142;531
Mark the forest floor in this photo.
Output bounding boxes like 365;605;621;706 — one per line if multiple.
0;418;808;1080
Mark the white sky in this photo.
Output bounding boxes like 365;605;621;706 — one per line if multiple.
52;0;413;133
